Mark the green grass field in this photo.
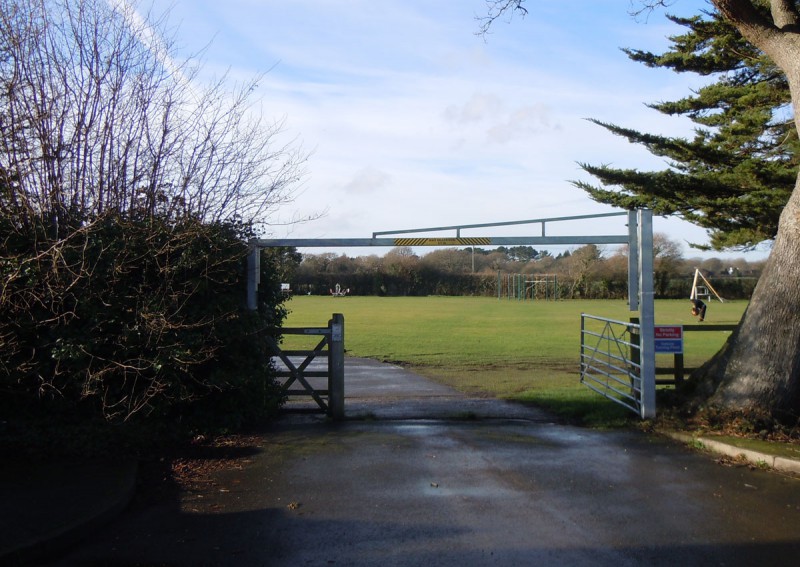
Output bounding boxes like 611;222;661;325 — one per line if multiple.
283;295;747;424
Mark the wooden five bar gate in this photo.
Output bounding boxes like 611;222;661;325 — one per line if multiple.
264;313;345;420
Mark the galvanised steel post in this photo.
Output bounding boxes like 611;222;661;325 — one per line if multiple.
627;211;639;313
637;209;656;419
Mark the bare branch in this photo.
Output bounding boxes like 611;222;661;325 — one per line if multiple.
476;0;528;37
0;0;307;227
628;1;679;21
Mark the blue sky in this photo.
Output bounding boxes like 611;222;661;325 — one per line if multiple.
141;0;768;260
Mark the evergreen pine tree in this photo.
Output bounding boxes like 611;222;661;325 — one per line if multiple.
573;9;799;250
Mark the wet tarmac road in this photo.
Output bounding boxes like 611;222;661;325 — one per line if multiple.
53;358;800;566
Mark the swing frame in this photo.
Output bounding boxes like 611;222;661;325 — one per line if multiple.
690;268;724;303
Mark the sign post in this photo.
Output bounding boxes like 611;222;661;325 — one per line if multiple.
328;313;345;421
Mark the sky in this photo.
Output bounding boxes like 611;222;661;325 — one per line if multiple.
140;0;771;261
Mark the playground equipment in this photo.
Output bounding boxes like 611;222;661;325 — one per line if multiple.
330;283;350;297
498;273;558;301
690;268;724;303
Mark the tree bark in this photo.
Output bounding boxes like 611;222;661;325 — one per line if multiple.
698;1;800;418
703;177;800;417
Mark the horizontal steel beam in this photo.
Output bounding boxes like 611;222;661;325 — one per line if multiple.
372;211;628;238
255;235;628;248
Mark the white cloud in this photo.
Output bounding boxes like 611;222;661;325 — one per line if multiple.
486;102;559;144
144;0;768;260
443;93;504;125
342;167;393;195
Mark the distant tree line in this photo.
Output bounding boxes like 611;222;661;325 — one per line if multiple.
284;236;765;300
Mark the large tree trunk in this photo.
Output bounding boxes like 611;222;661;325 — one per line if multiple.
697;1;800;420
699;175;800;419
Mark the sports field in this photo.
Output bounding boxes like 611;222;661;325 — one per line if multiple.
284;295;747;423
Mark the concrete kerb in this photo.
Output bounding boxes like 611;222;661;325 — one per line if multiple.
663;431;800;475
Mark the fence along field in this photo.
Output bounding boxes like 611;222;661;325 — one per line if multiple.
282;296;747;423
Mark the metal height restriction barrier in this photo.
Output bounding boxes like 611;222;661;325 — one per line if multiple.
249;208;657;419
264;313;345;420
580;314;643;416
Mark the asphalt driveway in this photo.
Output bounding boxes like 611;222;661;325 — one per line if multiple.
52;358;800;566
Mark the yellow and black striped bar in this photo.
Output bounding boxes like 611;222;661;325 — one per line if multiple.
392;237;491;246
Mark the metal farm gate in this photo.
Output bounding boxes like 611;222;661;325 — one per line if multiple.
580;314;643;415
